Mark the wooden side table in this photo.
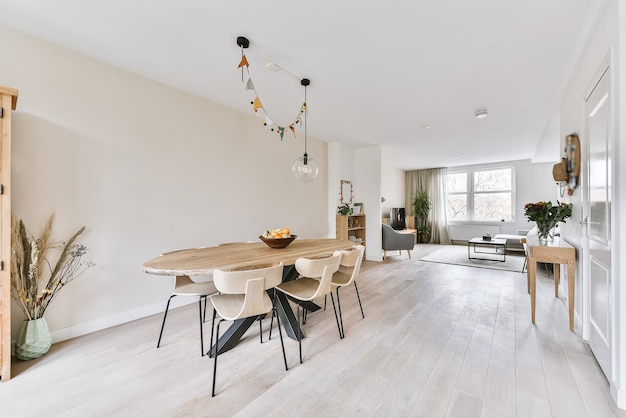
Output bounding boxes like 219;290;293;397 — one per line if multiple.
526;236;576;331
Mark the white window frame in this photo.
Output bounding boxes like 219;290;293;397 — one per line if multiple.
446;166;516;223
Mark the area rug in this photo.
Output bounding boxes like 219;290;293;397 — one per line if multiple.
420;244;525;272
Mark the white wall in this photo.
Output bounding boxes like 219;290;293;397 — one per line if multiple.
328;142;356;237
556;0;625;407
1;25;330;342
381;148;405;219
355;146;382;262
328;142;384;262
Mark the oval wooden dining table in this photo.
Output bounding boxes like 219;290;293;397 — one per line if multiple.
142;238;354;355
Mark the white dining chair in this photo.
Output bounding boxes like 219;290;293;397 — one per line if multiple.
275;252;342;364
156;275;217;357
210;262;287;397
330;244;365;338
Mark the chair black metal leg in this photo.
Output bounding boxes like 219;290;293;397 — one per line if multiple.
202;295;208;323
323;294;327;311
212;318;223;397
199;296;206;357
259;316;264;343
335;287;345;339
329;293;343;339
354;282;365;319
207;308;217;357
269;289;277;340
157;295;175;348
297;304;303;364
274;293;288;370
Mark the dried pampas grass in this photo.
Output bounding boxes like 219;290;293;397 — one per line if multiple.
11;214;93;320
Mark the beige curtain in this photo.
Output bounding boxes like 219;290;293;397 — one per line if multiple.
405;168;451;244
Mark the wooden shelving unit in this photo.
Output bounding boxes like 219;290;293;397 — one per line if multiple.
0;86;17;382
336;214;366;246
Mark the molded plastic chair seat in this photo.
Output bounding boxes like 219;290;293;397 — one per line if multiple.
173;276;217;297
211;292;273;320
275;278;321;300
331;270;352;286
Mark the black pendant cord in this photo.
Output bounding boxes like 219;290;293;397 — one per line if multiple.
301;78;310;164
237;36;249;82
241;45;245;82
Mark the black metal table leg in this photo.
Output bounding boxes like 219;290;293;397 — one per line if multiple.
208;316;257;357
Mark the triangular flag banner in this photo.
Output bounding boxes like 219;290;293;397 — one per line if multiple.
238;55;249;68
238;52;307;142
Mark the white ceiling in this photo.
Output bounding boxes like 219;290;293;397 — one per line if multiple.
0;0;595;170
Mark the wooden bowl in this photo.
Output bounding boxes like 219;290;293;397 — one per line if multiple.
259;235;297;249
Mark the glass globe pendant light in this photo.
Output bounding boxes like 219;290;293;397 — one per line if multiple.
292;78;318;183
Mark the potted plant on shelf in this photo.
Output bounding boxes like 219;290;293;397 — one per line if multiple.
411;191;431;243
337;203;352;216
11;214;94;360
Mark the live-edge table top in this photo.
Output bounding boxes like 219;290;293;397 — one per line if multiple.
142;238;355;276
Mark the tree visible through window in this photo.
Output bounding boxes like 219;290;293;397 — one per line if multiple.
446;168;514;222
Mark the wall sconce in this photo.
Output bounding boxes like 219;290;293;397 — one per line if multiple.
552;133;581;196
552;157;569;197
564;133;580;195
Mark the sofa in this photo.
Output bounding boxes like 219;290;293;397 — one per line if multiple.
494;229;530;252
382;224;415;260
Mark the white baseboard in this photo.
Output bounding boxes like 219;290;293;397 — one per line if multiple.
611;383;626;411
11;296;197;352
50;297;197;343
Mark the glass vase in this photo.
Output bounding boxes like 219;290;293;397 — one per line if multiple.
536;221;555;244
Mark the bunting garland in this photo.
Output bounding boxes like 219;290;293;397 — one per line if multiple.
237;41;307;141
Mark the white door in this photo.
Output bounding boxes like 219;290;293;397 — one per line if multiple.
583;65;612;378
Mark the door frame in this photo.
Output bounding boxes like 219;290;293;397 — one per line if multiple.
580;52;616;377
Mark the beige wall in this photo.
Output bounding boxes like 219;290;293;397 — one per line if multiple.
0;25;330;342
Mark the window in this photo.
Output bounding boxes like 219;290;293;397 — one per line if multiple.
446;167;514;222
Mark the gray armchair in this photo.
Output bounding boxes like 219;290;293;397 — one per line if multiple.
382;224;415;260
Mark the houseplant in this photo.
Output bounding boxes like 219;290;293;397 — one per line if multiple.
11;214;93;360
337;203;352;216
523;201;572;243
411;191;431;243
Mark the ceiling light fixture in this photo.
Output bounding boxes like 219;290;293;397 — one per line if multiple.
475;109;488;119
291;78;318;183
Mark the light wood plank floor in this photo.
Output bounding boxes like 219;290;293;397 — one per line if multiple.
1;244;625;417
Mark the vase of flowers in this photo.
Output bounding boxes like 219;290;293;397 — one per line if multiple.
523;201;572;244
11;214;94;360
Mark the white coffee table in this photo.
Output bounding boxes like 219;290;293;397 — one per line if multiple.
467;237;507;262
